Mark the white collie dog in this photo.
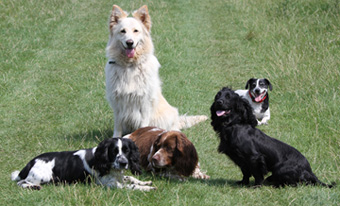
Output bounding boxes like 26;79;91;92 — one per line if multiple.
105;5;207;137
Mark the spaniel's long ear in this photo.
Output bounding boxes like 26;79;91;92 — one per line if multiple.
210;101;222;133
109;5;128;30
238;97;257;127
94;139;114;175
125;138;142;175
133;5;151;32
174;133;198;177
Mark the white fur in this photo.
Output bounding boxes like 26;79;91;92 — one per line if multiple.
105;5;207;137
13;159;55;189
235;89;270;125
74;149;94;175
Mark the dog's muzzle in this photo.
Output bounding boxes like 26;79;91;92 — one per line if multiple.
114;155;129;169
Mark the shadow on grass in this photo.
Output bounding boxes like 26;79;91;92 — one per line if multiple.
189;177;255;188
136;171;254;188
67;128;114;144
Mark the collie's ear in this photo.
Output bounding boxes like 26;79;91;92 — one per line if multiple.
109;5;128;30
174;133;198;177
133;5;151;31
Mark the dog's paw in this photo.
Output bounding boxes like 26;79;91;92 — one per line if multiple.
146;186;157;191
191;171;210;179
142;181;153;186
236;180;249;186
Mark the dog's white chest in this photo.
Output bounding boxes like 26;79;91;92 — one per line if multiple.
105;56;161;98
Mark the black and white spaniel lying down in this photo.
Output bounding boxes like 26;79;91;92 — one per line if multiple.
11;138;156;191
210;87;334;188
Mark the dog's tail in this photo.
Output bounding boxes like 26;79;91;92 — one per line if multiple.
179;115;208;130
11;170;21;181
316;180;336;188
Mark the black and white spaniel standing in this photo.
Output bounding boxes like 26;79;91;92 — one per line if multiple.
11;138;156;191
210;87;334;188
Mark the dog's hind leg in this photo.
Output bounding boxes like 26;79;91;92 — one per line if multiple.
17;180;42;190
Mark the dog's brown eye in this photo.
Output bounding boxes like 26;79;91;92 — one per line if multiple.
121;29;126;33
134;29;139;33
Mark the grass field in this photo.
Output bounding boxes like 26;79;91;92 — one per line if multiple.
1;0;339;205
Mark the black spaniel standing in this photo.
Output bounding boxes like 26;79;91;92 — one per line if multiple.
210;87;334;187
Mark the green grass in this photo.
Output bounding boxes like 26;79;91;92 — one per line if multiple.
1;0;339;205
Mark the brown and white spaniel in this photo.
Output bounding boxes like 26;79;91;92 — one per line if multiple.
124;127;209;180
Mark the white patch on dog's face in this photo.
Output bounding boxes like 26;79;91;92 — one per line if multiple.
113;139;129;170
113;18;145;58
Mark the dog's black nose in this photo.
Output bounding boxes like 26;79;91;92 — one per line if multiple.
126;39;134;48
217;99;223;105
117;155;128;168
255;89;260;94
120;161;127;168
119;159;128;168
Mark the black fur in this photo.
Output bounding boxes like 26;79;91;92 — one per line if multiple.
210;87;334;188
93;138;142;176
13;138;141;189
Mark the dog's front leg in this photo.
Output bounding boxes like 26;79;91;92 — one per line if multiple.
113;114;123;137
123;176;156;191
237;167;250;185
260;109;270;125
123;176;153;186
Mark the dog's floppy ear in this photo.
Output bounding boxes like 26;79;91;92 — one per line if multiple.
124;138;142;175
245;78;255;89
237;97;258;127
264;78;272;91
109;5;128;30
174;133;199;177
133;5;151;32
94;139;114;175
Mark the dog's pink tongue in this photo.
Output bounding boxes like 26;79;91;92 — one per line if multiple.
216;110;226;117
255;96;262;102
126;49;135;58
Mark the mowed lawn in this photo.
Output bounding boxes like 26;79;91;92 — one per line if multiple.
1;0;339;205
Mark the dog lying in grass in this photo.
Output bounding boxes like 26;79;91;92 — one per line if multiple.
11;138;156;191
210;87;334;188
124;127;210;180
